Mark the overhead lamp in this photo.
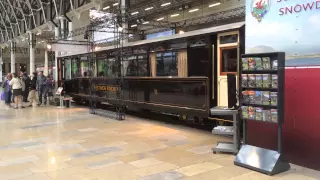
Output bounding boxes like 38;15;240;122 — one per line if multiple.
118;26;123;31
131;11;139;15
189;8;199;13
47;44;52;50
142;21;150;25
171;13;179;17
209;2;221;7
113;3;119;6
145;7;154;11
161;2;171;7
179;30;185;34
103;6;110;10
36;32;41;35
131;24;137;27
157;17;164;21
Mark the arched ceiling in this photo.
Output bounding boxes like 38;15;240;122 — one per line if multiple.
0;0;91;45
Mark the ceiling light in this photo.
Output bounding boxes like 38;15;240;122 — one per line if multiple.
118;27;123;31
189;8;199;13
113;3;119;6
161;2;171;7
209;2;221;7
171;14;179;17
131;11;139;15
145;7;154;11
179;30;185;34
142;21;150;25
103;6;110;10
36;32;41;35
157;17;164;21
131;24;137;27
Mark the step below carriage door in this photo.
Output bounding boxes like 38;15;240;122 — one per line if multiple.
217;31;239;107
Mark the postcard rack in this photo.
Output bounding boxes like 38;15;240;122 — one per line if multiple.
234;52;290;175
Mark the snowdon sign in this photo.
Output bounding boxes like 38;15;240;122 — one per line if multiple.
246;0;320;66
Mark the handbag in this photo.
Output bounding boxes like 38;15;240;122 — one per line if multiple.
1;92;5;101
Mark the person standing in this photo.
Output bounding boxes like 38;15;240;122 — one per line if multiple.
37;71;47;106
44;75;54;102
22;72;31;102
9;73;24;109
28;72;37;107
2;73;12;107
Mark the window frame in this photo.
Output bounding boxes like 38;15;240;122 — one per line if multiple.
156;51;178;77
219;46;238;76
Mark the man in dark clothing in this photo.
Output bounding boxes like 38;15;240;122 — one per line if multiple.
37;71;47;106
22;72;31;102
28;72;37;107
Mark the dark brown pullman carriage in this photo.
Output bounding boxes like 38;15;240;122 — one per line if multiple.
64;77;209;117
61;22;245;121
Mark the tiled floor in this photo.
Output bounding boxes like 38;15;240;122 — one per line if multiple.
0;104;319;180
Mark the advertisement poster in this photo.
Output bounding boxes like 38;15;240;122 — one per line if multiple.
246;0;320;66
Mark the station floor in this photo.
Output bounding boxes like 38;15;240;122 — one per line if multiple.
0;104;319;180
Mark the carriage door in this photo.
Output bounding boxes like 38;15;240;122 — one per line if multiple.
217;31;239;107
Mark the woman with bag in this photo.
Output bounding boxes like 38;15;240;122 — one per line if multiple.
9;73;25;109
2;73;12;107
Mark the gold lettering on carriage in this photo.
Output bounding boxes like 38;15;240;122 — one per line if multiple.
95;85;119;92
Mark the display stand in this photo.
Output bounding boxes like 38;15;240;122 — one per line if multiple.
234;52;290;175
211;107;239;154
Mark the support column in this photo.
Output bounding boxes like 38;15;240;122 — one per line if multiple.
54;26;60;83
16;63;20;74
5;63;9;74
29;33;36;74
44;49;48;76
68;21;73;40
0;48;2;82
60;19;65;39
120;0;128;44
10;41;16;73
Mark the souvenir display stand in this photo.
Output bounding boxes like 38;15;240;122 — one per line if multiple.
234;52;290;175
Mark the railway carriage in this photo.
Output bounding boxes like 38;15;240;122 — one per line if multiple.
59;22;245;122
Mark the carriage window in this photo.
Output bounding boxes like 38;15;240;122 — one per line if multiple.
220;34;238;44
71;58;80;78
156;52;178;76
65;59;72;80
96;58;118;77
123;55;148;76
80;61;89;77
220;47;238;74
97;58;107;77
137;55;148;76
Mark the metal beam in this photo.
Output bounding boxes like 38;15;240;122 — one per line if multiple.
5;0;21;34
